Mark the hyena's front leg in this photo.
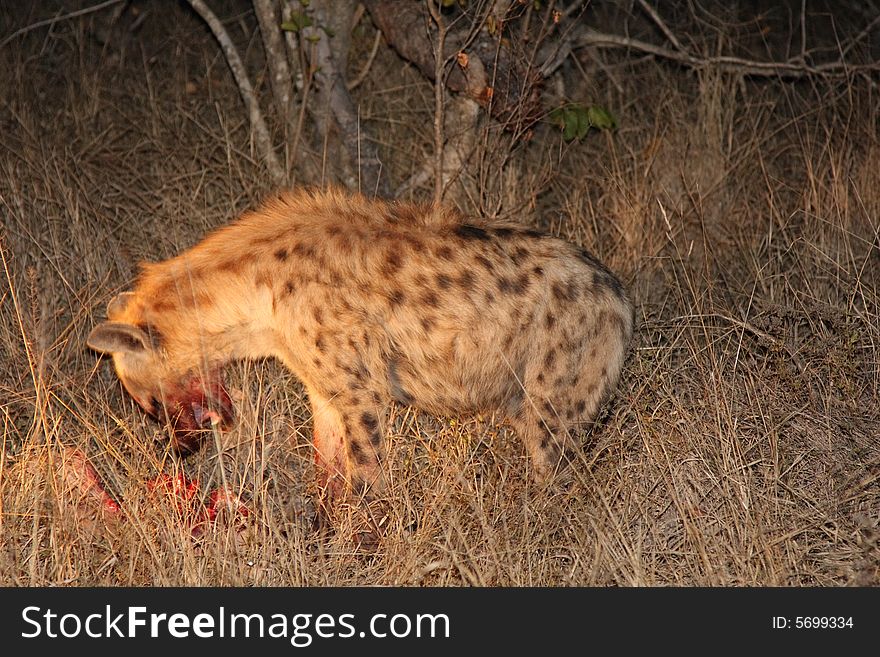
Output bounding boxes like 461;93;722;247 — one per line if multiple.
307;387;389;506
308;389;349;504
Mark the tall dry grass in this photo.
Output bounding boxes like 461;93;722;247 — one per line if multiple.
0;2;877;586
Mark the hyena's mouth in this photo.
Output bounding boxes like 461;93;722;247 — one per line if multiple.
165;375;235;455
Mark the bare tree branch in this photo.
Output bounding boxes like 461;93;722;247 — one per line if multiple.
347;28;382;91
0;0;124;49
570;27;880;79
636;0;685;53
187;0;285;185
426;0;447;205
303;1;389;196
253;0;295;138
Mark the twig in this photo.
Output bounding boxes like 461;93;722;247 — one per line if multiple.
253;0;296;141
347;29;383;91
636;0;685;53
0;0;125;49
187;0;285;185
840;12;880;60
426;0;446;205
572;27;880;78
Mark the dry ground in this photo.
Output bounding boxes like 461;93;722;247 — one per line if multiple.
0;2;877;586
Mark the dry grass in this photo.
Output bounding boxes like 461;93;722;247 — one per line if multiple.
0;2;877;586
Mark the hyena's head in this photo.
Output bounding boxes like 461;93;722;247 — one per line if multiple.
86;292;234;455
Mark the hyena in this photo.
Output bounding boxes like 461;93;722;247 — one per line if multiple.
87;188;632;509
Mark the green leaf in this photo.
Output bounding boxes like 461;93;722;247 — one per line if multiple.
280;12;312;32
561;107;578;141
550;102;619;142
586;105;618;130
574;107;591;140
548;106;566;128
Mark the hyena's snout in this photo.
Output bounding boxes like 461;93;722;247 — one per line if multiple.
157;373;234;455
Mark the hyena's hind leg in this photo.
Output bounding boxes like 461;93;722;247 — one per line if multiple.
509;399;578;484
514;314;630;483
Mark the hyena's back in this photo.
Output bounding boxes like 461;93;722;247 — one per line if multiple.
88;189;632;497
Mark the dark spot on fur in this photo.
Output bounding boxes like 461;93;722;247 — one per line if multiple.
455;224;491;241
542;400;555;416
292;243;316;258
512;246;529;263
284;281;296;296
216;259;243;273
492;227;514;238
524;229;543;239
403;234;425;252
388;359;414;405
389;289;405;307
587;382;598;395
274;247;289;261
475;254;494;272
436;245;454;260
545;313;556;329
533;265;544;277
577;249;624;297
543;349;557;368
360;412;378;433
498;272;530;295
435;273;452;290
348;439;372;466
384;249;403;275
551;281;578;302
421;317;435;332
315;334;325;352
536;373;545;384
421;290;439;307
457;270;475;290
576;400;587;414
484;290;495;304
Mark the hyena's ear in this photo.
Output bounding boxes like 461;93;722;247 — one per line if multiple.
87;322;150;355
106;292;136;319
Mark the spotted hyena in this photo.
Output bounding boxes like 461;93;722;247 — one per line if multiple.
87;188;632;508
